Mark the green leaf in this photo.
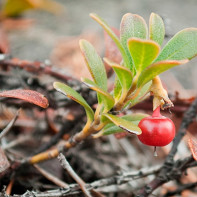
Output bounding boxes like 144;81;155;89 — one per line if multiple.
102;113;141;135
155;28;197;61
79;39;107;91
137;60;188;87
53;82;94;123
128;38;160;73
102;113;149;135
128;81;151;108
82;78;115;112
120;13;148;71
104;58;133;100
149;13;165;46
90;13;130;69
113;78;122;103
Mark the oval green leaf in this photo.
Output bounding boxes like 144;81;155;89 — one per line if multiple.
102;113;149;135
155;28;197;61
128;38;160;73
137;59;188;87
149;13;165;46
79;39;107;91
120;13;148;71
90;13;130;69
102;113;142;135
53;82;94;122
82;78;115;112
113;78;122;103
104;58;133;100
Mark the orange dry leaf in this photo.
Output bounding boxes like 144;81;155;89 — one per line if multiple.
182;190;197;197
188;138;197;161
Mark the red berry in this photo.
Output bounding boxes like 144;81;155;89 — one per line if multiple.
137;107;175;146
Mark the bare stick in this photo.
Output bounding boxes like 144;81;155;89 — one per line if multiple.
57;153;92;197
1;164;160;196
0;109;20;140
34;164;68;188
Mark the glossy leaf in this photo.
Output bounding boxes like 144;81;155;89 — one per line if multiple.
104;58;133;99
188;138;197;161
79;39;107;91
82;78;115;112
90;13;130;69
156;28;197;62
53;82;94;122
128;38;160;73
102;113;141;135
149;13;165;46
137;59;188;88
0;89;49;108
102;113;148;135
120;13;148;70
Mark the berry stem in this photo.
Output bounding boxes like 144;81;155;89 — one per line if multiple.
152;106;161;117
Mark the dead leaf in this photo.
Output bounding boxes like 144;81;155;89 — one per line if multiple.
0;89;49;108
188;138;197;161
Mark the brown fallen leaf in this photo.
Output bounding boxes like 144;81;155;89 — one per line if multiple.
1;18;34;31
0;89;49;108
50;32;104;80
188;138;197;161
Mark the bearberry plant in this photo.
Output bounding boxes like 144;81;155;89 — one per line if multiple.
46;12;197;159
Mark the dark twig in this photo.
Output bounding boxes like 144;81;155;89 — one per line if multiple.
0;164;160;196
0;109;20;140
0;58;73;82
163;181;197;197
33;115;82;154
165;98;197;164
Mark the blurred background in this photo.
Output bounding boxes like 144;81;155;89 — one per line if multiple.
1;0;197;98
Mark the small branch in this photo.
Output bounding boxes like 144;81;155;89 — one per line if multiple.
1;164;160;196
0;109;20;140
57;153;92;197
33;164;68;188
0;58;74;82
33;114;82;155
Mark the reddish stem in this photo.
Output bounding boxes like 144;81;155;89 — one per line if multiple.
152;106;161;117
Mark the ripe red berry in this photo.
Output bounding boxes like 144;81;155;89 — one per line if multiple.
137;107;175;146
